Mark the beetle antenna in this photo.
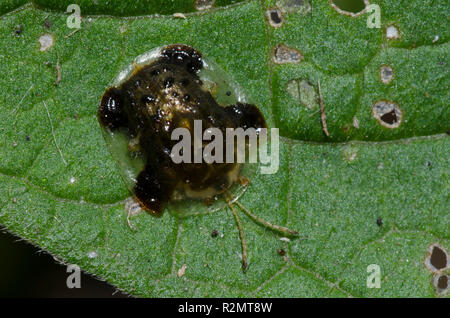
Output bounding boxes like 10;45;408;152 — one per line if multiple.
225;190;299;237
224;193;248;272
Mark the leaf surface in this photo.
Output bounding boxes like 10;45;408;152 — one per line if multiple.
0;0;448;297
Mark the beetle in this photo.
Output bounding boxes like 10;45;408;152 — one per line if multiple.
98;44;298;271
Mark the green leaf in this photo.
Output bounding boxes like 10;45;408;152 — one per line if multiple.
0;0;448;297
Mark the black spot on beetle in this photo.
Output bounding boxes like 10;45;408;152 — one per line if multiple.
180;78;190;87
98;87;127;130
160;45;203;74
332;0;366;15
224;103;266;131
142;95;156;104
163;77;174;88
150;69;160;76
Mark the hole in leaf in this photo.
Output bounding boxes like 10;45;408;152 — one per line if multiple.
437;275;448;289
425;244;449;273
386;25;400;40
381;111;396;125
380;65;394;84
273;44;302;64
332;0;366;13
277;0;312;14
331;0;368;16
372;100;402;129
430;245;447;270
433;274;449;295
39;34;54;52
266;8;284;28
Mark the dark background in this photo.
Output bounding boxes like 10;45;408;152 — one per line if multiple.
0;227;127;297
